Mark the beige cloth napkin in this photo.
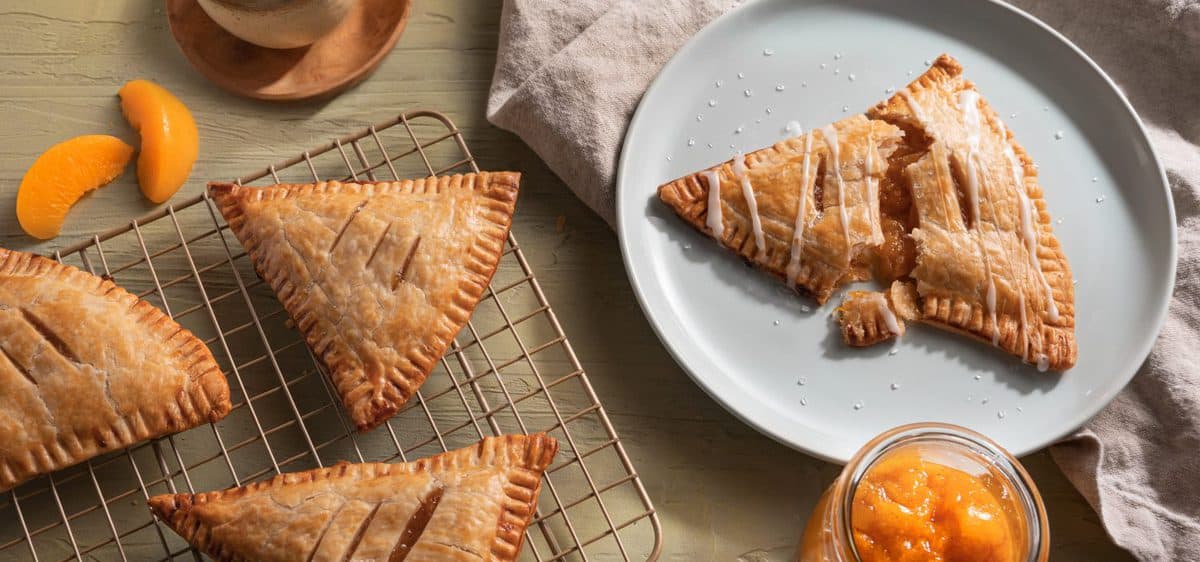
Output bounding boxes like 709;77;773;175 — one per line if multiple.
487;0;740;223
487;0;1200;559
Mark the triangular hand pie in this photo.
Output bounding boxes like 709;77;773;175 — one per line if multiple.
865;55;1075;370
658;55;1076;371
0;248;230;491
659;114;904;303
149;433;557;562
211;173;520;431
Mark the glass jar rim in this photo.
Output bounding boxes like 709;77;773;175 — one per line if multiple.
829;422;1050;562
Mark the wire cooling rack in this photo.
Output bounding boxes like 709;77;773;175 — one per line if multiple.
0;110;662;561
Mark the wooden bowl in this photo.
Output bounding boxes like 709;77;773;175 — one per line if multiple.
166;0;412;101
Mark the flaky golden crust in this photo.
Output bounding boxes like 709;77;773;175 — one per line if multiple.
0;248;230;492
838;289;907;347
148;433;557;562
210;173;520;431
868;54;1076;371
658;115;903;303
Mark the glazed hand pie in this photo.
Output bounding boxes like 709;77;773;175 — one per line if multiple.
211;172;520;431
149;433;557;562
659;114;904;303
658;54;1076;371
0;248;230;492
865;56;1076;371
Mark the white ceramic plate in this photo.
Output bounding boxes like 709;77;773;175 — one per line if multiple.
616;0;1175;462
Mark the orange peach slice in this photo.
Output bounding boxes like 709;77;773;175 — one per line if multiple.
118;79;199;203
17;135;135;240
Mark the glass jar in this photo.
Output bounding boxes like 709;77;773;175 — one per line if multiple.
797;423;1049;562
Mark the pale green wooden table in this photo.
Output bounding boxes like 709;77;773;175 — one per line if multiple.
0;2;1132;560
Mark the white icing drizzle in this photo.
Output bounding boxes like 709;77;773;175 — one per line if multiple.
997;121;1060;324
1018;293;1029;362
1036;354;1049;372
786;132;815;286
864;129;883;244
898;89;927;123
870;293;902;335
733;152;767;260
959;92;983;222
987;282;999;346
958;91;1002;347
703;170;724;238
819;125;853;256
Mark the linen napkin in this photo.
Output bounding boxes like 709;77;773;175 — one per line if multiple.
487;0;1200;559
487;0;740;223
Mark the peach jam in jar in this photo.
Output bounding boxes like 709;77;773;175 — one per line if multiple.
797;423;1048;562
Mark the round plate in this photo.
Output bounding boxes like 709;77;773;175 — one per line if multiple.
616;0;1175;462
166;0;411;101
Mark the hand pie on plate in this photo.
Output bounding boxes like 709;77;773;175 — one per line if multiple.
865;55;1075;371
659;114;904;304
658;54;1075;371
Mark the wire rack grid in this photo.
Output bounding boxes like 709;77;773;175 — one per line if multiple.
0;110;662;562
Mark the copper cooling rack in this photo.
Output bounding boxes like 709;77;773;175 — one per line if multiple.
0;110;662;561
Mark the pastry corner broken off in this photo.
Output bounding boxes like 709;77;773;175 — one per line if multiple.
838;281;919;347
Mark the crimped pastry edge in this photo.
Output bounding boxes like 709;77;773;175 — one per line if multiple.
0;248;231;492
148;433;557;562
209;173;521;430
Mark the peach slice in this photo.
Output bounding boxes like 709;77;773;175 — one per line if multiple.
16;135;134;240
118;79;199;203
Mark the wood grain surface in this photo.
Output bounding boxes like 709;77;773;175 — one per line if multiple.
0;2;1132;560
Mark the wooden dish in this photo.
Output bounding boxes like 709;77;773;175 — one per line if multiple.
166;0;411;101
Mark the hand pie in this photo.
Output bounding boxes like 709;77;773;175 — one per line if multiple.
658;54;1076;371
149;433;557;562
659;115;904;304
0;248;230;492
865;55;1076;371
210;173;520;431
